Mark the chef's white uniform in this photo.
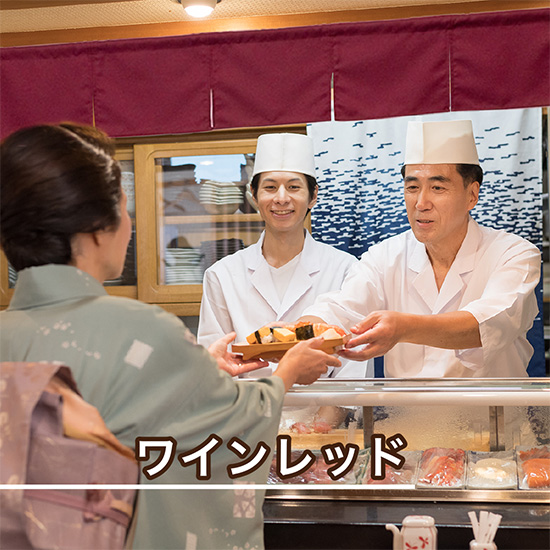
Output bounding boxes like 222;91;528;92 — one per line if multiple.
198;230;372;378
302;218;541;378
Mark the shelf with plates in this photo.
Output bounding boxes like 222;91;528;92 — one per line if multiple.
133;137;266;312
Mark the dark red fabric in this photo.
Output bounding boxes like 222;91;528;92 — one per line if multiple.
332;16;451;121
93;36;211;137
1;9;548;139
451;8;550;111
211;28;331;129
0;44;93;139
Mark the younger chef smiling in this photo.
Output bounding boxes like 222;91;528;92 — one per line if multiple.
198;132;371;380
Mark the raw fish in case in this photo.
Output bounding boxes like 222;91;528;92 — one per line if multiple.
363;450;420;486
268;449;368;485
516;445;550;489
466;450;517;489
416;447;466;488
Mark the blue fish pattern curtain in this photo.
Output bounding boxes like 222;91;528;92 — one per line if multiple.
307;108;544;375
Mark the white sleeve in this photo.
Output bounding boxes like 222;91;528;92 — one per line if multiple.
197;268;235;347
457;238;541;369
302;249;387;331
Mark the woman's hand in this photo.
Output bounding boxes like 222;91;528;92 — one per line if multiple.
208;332;269;376
274;337;341;391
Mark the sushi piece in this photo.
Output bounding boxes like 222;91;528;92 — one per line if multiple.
293;322;347;340
272;327;296;342
246;326;273;344
290;422;312;434
319;327;342;340
313;324;345;337
295;323;315;340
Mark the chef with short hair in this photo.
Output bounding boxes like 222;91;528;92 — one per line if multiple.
198;132;372;379
301;119;540;378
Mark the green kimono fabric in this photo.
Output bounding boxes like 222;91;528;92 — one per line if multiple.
1;265;285;550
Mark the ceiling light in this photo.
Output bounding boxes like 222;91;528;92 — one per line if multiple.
178;0;221;19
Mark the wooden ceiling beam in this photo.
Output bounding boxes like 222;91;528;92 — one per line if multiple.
1;0;548;47
0;0;142;9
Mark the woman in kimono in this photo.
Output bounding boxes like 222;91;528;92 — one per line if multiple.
0;123;340;550
198;133;372;380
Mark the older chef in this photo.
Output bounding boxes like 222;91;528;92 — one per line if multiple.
198;132;371;378
301;119;541;378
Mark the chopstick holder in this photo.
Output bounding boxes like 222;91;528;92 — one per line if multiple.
468;511;501;550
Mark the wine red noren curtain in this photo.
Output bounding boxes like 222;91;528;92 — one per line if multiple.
210;27;332;129
451;9;550;111
0;8;548;139
0;43;93;138
331;15;452;121
92;35;211;137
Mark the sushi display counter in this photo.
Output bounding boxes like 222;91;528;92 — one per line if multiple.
262;378;550;549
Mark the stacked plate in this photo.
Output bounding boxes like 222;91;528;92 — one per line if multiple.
199;180;243;215
121;171;136;217
8;264;17;287
164;247;204;285
200;238;244;272
163;183;206;216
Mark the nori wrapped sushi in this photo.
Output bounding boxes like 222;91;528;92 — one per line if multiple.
295;324;315;340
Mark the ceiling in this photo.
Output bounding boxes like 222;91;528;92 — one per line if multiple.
0;0;517;34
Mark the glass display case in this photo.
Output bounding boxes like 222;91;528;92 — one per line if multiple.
265;378;550;503
263;378;549;550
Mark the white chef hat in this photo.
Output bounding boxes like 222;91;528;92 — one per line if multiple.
404;120;480;166
252;133;316;178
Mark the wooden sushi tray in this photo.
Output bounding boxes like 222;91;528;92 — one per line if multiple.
232;334;350;361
